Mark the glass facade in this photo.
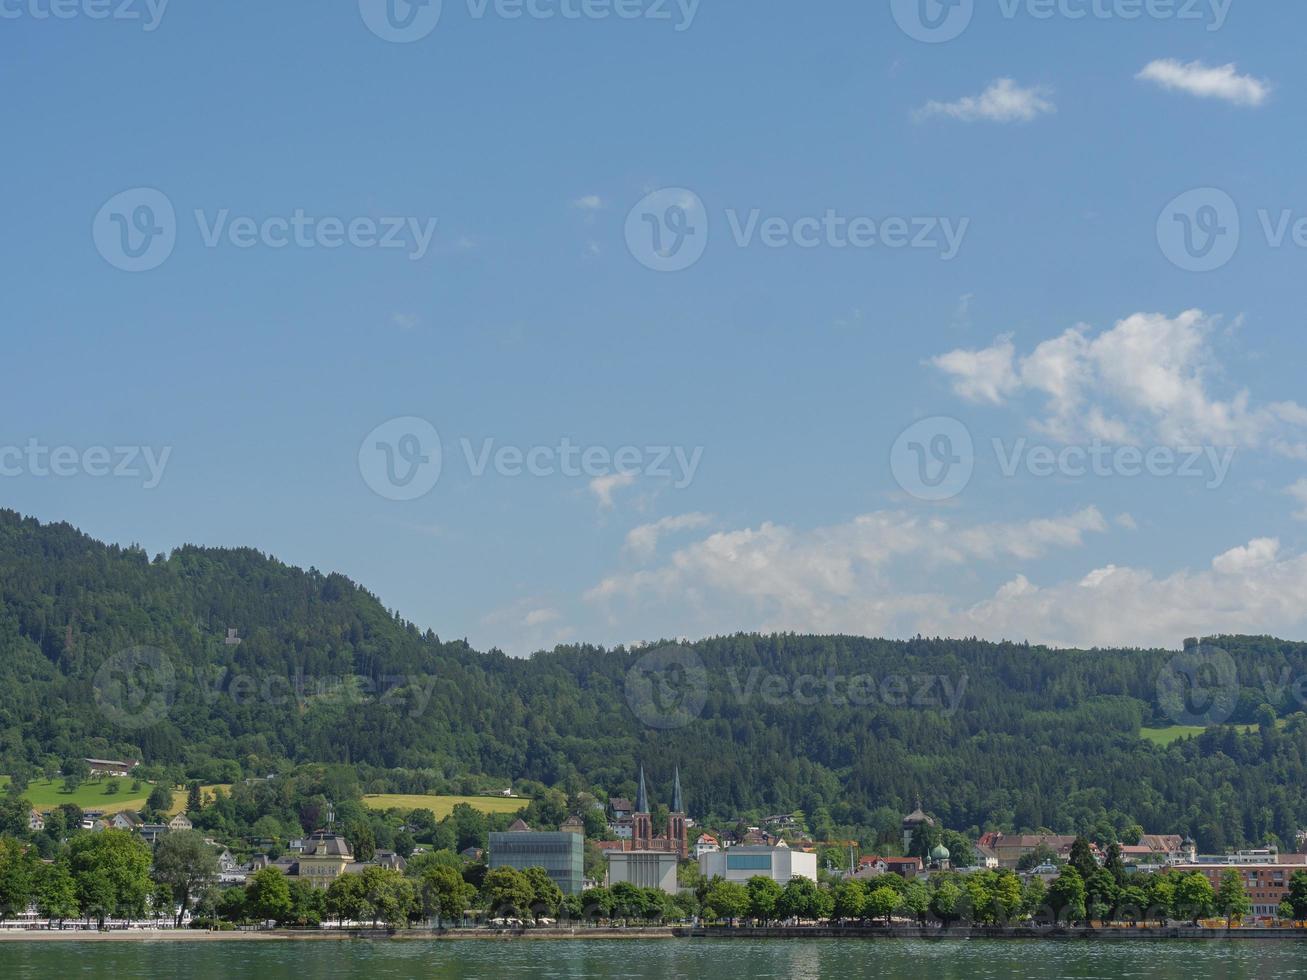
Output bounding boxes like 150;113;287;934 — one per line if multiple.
488;831;585;895
726;853;774;871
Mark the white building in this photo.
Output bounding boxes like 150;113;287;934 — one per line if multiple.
694;834;721;859
607;851;679;894
698;843;817;885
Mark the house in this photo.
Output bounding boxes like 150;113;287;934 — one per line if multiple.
111;811;143;831
168;814;193;831
972;845;1000;869
84;758;136;777
609;797;634;821
137;824;169;845
978;832;1080;869
459;847;484;862
856;856;922;880
28;810;45;832
560;815;586;835
694;834;721;859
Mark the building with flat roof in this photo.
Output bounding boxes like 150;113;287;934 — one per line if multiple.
607;850;678;894
698;843;817;885
489;820;584;896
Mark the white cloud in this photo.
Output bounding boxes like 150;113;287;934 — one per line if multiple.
1137;59;1271;107
586;507;1109;628
1287;479;1307;521
929;335;1021;404
590;513;1307;649
572;195;604;211
589;472;636;510
931;310;1307;449
938;538;1307;648
624;512;714;559
392;313;420;330
523;607;561;627
916;79;1055;123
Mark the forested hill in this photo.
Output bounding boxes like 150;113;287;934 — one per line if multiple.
3;507;1307;852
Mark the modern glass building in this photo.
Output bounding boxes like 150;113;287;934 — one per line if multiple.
488;826;585;896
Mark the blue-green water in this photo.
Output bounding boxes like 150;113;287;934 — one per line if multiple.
0;939;1304;979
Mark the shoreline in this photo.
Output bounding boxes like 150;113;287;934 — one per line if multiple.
4;925;1307;943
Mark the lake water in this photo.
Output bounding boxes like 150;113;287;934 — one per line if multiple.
1;938;1304;978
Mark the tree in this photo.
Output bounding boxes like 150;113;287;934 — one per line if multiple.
1068;837;1096;881
902;879;931;924
104;780;120;796
0;837;35;922
1148;875;1175;927
326;873;368;926
67;830;153;927
187;782;203;814
1104;843;1127;885
418;865;475;926
864;885;902;925
1085;868;1119;924
1280;899;1295;922
360;865;413;928
1215;869;1250;928
146;783;174;818
522;866;562;920
1288;870;1307;920
1048;867;1087;925
35;861;79;925
1021;876;1047;921
1171;872;1215;926
346;820;376;863
152;830;219;925
747;875;783;923
1117;885;1149;924
1017;843;1059;872
831;878;866;922
245;867;293;924
776;877;822;921
930;879;963;925
702;879;749;923
480;867;534;919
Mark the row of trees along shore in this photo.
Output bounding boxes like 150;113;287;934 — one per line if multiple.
6;829;1307;930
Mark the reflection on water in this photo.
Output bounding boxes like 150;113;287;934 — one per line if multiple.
1;938;1306;980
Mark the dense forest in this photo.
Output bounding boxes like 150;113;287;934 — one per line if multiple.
3;508;1307;853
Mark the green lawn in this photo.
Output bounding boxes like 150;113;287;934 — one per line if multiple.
0;776;154;814
361;793;529;819
1140;720;1284;746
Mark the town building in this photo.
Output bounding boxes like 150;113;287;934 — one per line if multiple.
84;758;137;777
28;810;45;832
694;834;721;859
901;803;934;852
606;767;689;859
607;850;679;894
1165;852;1304;919
169;814;193;831
489;819;584;896
698;842;818;885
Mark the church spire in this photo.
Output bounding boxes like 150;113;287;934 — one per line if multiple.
672;766;684;814
636;765;650;814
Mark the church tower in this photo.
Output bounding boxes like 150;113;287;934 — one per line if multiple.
668;766;688;859
631;765;653;848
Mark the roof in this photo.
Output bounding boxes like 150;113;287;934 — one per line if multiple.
902;808;932;826
609;797;633;811
507;818;532;832
303;831;353;857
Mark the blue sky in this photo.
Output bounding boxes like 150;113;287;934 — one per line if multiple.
5;0;1307;654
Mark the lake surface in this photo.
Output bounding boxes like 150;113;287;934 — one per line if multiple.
1;938;1305;978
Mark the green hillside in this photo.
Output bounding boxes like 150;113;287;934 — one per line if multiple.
2;508;1307;853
